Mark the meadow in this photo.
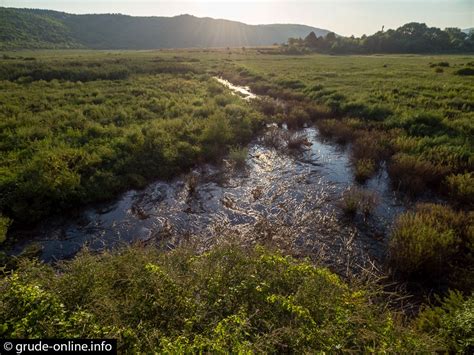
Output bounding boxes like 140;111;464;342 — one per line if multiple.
0;49;473;352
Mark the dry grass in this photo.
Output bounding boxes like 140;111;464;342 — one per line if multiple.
339;187;379;217
388;153;448;194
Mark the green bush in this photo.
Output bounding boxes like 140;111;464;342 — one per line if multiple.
446;173;474;205
389;204;472;282
316;119;356;145
0;215;11;244
0;244;437;352
455;67;474;76
417;291;474;353
286;106;310;129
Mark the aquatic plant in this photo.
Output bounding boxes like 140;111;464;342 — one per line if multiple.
388;153;447;194
354;159;376;183
228;147;248;168
285;132;311;151
340;187;378;217
389;203;473;286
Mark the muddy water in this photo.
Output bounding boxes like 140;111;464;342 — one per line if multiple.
9;81;410;272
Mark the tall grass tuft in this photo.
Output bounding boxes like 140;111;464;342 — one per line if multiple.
388;153;447;194
339;187;378;217
229;147;248;168
389;203;473;285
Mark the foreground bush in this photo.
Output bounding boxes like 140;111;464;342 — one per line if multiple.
417;291;474;353
389;204;473;287
0;244;437;353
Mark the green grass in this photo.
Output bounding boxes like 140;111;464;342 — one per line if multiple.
0;49;473;351
0;243;440;353
217;53;473;196
0;51;264;228
389;203;473;289
417;290;474;353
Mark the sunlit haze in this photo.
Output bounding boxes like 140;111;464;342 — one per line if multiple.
2;0;473;36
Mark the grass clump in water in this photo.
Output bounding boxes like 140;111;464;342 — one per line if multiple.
446;172;474;205
339;187;378;217
354;159;376;183
388;153;447;194
0;243;438;353
228;146;248;168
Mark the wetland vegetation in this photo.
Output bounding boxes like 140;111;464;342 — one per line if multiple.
0;48;473;352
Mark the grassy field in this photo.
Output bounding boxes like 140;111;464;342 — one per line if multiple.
219;53;473;191
0;50;263;227
0;49;473;352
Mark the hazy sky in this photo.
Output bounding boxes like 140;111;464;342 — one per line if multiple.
2;0;473;36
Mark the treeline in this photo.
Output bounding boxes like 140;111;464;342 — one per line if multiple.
284;23;474;54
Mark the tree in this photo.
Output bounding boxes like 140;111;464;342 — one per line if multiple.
325;32;336;42
304;31;319;48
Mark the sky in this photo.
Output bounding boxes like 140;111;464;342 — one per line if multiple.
2;0;473;36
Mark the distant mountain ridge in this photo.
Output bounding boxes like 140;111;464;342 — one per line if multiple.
0;7;331;49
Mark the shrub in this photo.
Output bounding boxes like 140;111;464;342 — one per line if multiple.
286;132;311;151
342;102;392;121
186;172;199;196
351;130;394;166
262;126;286;150
255;97;282;117
354;159;376;183
401;113;446;137
277;79;306;90
214;94;232;107
389;204;472;280
0;215;11;244
446;173;474;205
286;107;310;129
316;119;355;144
416;291;474;353
228;147;248;168
388;153;447;194
208;81;224;95
0;244;437;352
339;187;378;217
454;68;474;76
301;102;332;120
430;62;450;68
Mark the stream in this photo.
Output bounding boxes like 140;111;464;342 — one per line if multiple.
8;79;414;272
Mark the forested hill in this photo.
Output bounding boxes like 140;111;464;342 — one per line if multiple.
0;7;330;49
